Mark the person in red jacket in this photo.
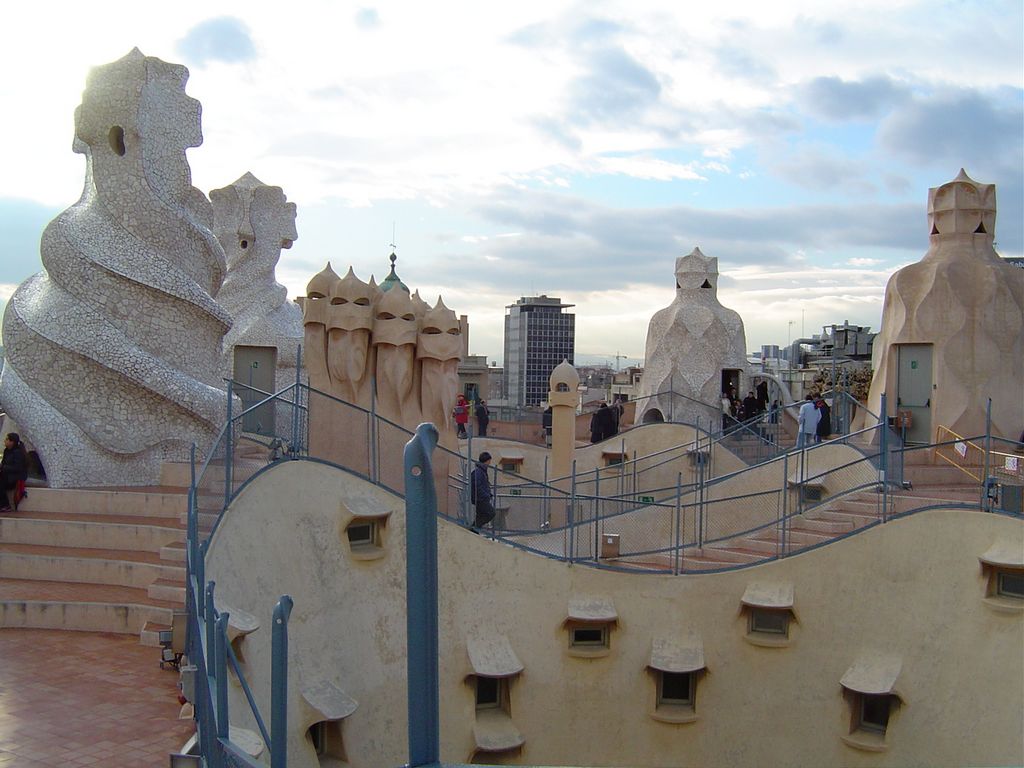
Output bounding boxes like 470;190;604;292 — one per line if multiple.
452;394;469;438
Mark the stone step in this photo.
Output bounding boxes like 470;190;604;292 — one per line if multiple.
0;578;176;636
0;543;184;589
902;463;984;485
809;507;881;526
728;536;781;556
148;577;186;604
786;515;854;534
694;545;763;564
140;619;172;648
0;513;182;552
772;528;833;546
161;540;187;564
17;487;188;518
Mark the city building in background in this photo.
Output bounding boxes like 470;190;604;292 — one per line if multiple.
503;295;575;407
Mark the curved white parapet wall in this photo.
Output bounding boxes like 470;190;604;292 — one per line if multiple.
0;49;231;487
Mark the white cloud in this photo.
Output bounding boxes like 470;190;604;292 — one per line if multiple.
592;155;706;181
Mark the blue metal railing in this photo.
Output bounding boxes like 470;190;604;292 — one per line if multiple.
185;375;1020;765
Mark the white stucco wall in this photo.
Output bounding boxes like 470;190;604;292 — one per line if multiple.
207;459;1023;767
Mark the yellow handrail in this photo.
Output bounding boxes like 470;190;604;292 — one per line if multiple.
934;426;984;481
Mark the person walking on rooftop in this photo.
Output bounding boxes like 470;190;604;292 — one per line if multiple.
453;394;469;439
0;433;28;511
815;397;832;444
797;395;820;449
470;451;495;530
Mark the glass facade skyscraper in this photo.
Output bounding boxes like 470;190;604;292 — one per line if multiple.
503;295;575;407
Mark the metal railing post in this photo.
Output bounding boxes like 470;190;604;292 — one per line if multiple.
619;438;626;517
291;345;302;453
215;612;229;740
404;423;441;767
626;448;634;501
370;378;378;484
543;457;549;529
674;472;682;575
781;450;790;556
204;581;216;654
462;452;472;526
697;443;705;550
196;538;207;598
569;461;577;563
879;393;889;522
224;380;234;509
982;398;993;510
188;443;198;577
271;594;294;768
593;468;600;562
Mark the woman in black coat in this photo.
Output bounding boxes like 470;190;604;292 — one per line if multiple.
0;432;28;510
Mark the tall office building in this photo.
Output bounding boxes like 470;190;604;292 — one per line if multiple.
503;295;575;407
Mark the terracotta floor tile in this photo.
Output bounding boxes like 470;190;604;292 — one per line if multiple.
0;628;193;767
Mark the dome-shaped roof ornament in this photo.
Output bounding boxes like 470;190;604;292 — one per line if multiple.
550;359;579;392
379;251;409;293
307;262;339;298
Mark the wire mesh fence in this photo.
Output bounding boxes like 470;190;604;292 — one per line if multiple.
192;381;1020;567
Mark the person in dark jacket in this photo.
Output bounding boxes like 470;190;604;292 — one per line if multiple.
815;397;832;443
475;400;490;437
470;452;495;529
742;391;760;422
0;433;28;511
590;402;615;443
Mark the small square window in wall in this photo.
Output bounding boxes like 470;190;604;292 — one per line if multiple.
647;634;705;724
341;504;392;561
565;597;618;658
498;454;524;474
979;541;1024;613
475;676;509;712
466;634;524;758
301;681;357;766
840;653;903;752
741;582;796;647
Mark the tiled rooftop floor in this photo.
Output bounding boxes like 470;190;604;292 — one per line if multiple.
0;628;193;767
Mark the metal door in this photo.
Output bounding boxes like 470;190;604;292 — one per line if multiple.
233;346;277;435
895;344;932;443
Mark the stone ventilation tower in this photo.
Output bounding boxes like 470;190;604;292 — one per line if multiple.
867;170;1024;441
211;172;304;435
635;247;749;427
0;49;232;487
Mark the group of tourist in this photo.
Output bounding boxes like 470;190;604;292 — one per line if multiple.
452;395;490;439
797;394;832;448
721;382;772;432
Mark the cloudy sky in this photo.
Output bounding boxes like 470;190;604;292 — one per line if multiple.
1;1;1021;366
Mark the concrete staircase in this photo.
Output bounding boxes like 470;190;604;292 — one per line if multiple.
0;482;189;646
681;454;983;571
0;436;270;649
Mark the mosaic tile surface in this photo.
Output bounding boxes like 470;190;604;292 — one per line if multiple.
0;49;231;487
